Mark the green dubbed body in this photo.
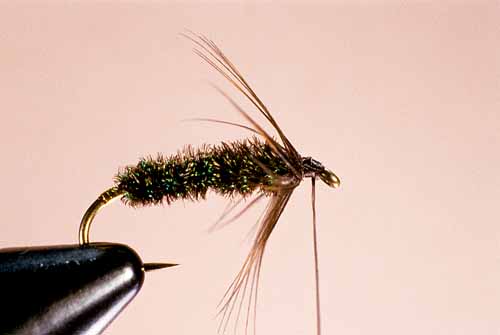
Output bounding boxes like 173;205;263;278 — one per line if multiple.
115;137;292;207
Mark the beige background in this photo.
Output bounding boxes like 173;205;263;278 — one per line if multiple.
1;2;499;334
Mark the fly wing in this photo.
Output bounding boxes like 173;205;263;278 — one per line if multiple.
183;32;302;171
216;186;296;334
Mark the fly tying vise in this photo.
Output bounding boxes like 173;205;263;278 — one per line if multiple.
78;32;340;335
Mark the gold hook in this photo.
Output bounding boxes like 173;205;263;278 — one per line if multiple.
79;187;125;245
79;187;179;271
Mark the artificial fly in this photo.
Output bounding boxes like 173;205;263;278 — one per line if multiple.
78;32;340;335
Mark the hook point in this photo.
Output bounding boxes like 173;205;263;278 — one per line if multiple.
143;262;179;272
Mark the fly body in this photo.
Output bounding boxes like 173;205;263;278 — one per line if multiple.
115;137;293;206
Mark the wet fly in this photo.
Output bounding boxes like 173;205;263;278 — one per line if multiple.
79;32;340;335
